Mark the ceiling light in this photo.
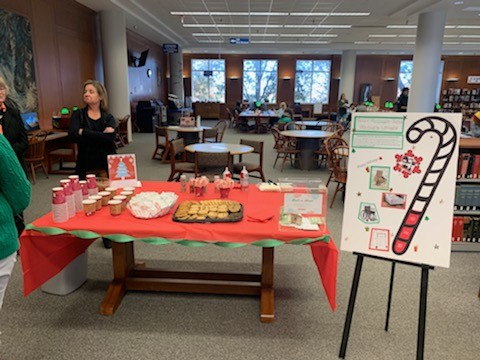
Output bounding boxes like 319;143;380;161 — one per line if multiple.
462;41;480;44
457;25;480;29
197;39;224;43
309;34;338;37
171;11;288;16
381;41;415;44
354;41;379;44
290;12;370;16
183;24;283;28
387;25;417;29
459;34;480;38
250;40;276;44
369;34;397;38
192;33;278;37
454;1;464;5
443;42;460;44
284;24;351;28
301;41;330;44
398;34;416;38
443;35;457;38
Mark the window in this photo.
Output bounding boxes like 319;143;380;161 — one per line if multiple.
294;60;331;104
191;59;225;102
397;60;444;102
242;60;278;103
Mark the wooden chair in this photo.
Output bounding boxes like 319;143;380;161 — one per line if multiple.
324;135;349;185
47;143;77;175
226;107;235;128
115;114;130;148
323;122;344;136
25;130;49;184
256;116;270;133
194;151;231;180
152;126;170;162
233;139;266;182
273;135;302;171
214;119;228;141
330;144;349;208
202;128;220;143
167;138;196;181
272;127;282;150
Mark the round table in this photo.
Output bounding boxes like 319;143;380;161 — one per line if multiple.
185;142;254;155
281;130;334;169
281;130;333;139
168;126;212;146
294;121;329;129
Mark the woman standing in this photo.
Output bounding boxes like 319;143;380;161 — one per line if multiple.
0;76;28;173
0;128;31;311
69;80;117;180
337;93;349;122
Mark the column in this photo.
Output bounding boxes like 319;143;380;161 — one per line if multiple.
169;49;184;106
409;10;446;112
338;50;356;105
99;11;131;141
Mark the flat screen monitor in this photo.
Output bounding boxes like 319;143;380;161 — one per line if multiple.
137;49;149;67
21;112;40;131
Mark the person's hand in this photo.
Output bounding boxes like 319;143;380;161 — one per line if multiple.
78;128;83;135
0;124;3;134
103;126;115;133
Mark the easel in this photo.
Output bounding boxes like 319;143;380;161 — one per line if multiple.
339;252;434;360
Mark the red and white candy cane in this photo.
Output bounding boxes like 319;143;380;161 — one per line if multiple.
393;116;457;255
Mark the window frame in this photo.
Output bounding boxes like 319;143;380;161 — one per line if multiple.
242;59;278;104
294;59;332;104
191;58;226;103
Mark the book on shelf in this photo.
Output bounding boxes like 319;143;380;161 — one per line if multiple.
457;153;480;179
452;216;480;243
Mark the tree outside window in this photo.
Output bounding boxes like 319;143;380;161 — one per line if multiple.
191;59;225;102
294;60;331;104
397;60;444;101
242;60;277;103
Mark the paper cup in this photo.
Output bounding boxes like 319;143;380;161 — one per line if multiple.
108;200;122;216
113;195;127;210
98;191;112;206
88;195;102;211
82;199;96;216
105;187;118;196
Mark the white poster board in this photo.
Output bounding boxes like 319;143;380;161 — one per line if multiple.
313;103;323;115
340;113;461;268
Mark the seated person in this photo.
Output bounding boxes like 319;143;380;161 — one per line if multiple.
471;111;480;138
277;102;287;118
278;108;296;130
249;100;267;112
233;101;243;115
180;110;195;127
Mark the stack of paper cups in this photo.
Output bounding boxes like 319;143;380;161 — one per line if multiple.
86;174;98;195
51;187;68;223
69;175;83;212
79;180;89;200
60;179;75;218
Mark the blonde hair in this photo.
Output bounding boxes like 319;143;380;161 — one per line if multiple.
0;76;10;95
83;80;108;111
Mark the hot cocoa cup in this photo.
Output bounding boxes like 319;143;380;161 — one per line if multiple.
98;191;112;206
108;199;122;216
88;195;102;211
82;199;96;216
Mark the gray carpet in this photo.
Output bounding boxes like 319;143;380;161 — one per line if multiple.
1;121;478;360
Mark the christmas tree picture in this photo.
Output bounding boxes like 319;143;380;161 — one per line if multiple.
108;154;138;187
115;159;130;179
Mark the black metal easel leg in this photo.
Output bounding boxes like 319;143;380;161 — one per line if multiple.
385;262;396;331
417;265;430;360
339;254;364;359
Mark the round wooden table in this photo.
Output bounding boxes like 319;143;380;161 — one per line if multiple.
185;142;254;155
281;130;334;170
168;126;212;133
281;130;333;139
294;121;329;129
168;126;213;146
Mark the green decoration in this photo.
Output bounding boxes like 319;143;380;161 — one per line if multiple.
60;107;70;115
25;224;330;248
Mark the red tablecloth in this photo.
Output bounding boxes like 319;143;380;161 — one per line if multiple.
20;181;338;310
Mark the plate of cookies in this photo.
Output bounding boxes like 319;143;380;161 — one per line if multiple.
172;199;243;223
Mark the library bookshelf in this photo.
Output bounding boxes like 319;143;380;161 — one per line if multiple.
452;137;480;252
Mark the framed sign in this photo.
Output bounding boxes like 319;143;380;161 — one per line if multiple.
467;75;480;84
108;154;139;188
340;113;461;268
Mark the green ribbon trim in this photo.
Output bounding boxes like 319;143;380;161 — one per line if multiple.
25;224;330;248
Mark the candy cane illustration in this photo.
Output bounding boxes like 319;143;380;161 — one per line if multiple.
393;116;457;255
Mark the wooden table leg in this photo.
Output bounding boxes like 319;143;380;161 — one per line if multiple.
100;241;135;315
260;247;275;323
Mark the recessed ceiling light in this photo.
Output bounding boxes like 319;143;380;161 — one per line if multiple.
454;1;464;5
459;34;480;38
250;40;276;44
183;24;283;28
171;11;288;16
354;41;379;44
369;34;397;37
387;25;417;29
284;24;351;28
290;12;370;16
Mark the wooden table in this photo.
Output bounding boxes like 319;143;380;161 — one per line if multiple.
20;182;338;322
238;111;278;133
294;121;329;129
281;130;334;169
168;126;213;145
185;142;254;156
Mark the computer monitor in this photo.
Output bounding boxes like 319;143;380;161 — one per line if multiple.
20;112;40;131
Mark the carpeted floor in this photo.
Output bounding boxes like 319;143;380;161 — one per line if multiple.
1;121;478;359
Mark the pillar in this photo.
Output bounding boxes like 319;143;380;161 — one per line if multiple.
409;10;446;112
99;11;131;141
338;50;356;105
169;49;184;106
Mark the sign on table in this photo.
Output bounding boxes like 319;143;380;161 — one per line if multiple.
341;113;461;268
108;154;139;188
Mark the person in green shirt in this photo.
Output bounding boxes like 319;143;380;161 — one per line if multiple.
278;108;295;130
0;130;31;310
